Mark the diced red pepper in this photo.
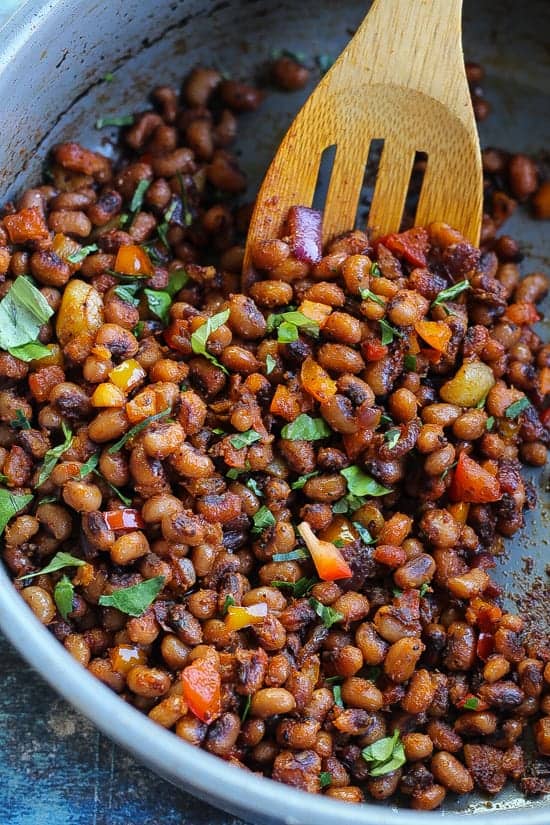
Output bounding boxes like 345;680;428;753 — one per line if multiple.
449;452;501;503
420;347;442;364
181;657;221;724
477;632;495;661
504;302;541;325
298;521;352;581
4;206;49;243
415;320;452;354
363;340;388;361
378;227;429;267
103;509;144;530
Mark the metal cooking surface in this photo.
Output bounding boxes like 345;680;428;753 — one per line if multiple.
0;0;548;819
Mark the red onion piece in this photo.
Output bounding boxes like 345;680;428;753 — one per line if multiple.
288;205;323;264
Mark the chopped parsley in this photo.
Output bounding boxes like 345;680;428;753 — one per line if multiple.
230;429;261;450
98;576;165;617
341;465;392;497
353;521;376;545
222;594;236;615
0;489;34;535
281;414;331;441
379;318;403;346
265;353;277;375
291;471;319;490
37;423;73;487
267;310;320;342
108;408;171;454
362;730;406;776
19;551;85;580
462;696;480;710
309;598;343;629
332;684;344;708
272;548;309;563
431;279;470;308
404;354;417;371
95;115;135;129
504;398;530;419
319;771;332;789
0;276;54;359
384;428;401;450
271;577;317;597
11;409;31;430
66;244;99;264
359;287;385;306
54;575;75;620
190;308;230;374
251;505;276;535
486;416;495;431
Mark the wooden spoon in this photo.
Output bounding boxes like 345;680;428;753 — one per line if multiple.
243;0;482;281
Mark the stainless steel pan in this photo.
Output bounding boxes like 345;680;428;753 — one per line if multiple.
0;0;548;822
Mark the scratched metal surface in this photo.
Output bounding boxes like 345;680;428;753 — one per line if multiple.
0;0;548;823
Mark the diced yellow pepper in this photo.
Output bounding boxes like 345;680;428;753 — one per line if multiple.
91;382;126;408
448;502;470;525
224;603;268;632
110;644;147;675
29;343;64;369
52;232;81;263
126;387;158;423
298;300;332;327
109;358;146;393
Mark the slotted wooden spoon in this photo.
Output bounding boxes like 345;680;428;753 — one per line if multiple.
243;0;483;281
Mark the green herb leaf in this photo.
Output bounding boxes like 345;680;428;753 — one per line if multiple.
230;429;261;450
212;428;226;436
272;548;309;562
365;666;381;682
129;179;151;213
271;577;317;597
190;309;230;375
359;287;385;306
281;414;331;441
96;472;133;505
379;318;403;346
475;394;488;410
241;694;252;722
392;587;403;597
8;341;52;362
245;477;263;498
352;521;376;545
332;493;370;515
333;539;345;548
324;676;343;685
277;320;299;343
316;54;334;75
441;460;457;481
37;423;73;487
54;575;75;620
419;582;430;597
66;244;99;264
19;551;85;580
462;696;479;710
370;262;381;277
267;310;320;342
291;471;319;490
504;398;530;419
332;684;344;707
431;280;470;307
0;489;34;535
380;413;393;426
133;321;145;338
341;465;392;497
226;467;245;480
165;269;189;297
222;594;236;615
96;115;135;129
362;730;406;776
404;354;417;371
384;428;401;450
79;453;100;478
108;407;171;454
486;416;495;431
144;288;171;324
0;276;54;354
98;576;165;617
265;354;277;375
251;505;276;535
114;283;141;307
11;409;31;430
319;771;332;789
309;597;343;629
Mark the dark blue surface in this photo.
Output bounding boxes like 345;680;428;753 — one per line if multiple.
0;632;246;825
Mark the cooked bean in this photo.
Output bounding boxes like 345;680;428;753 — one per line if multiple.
431;752;473;793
